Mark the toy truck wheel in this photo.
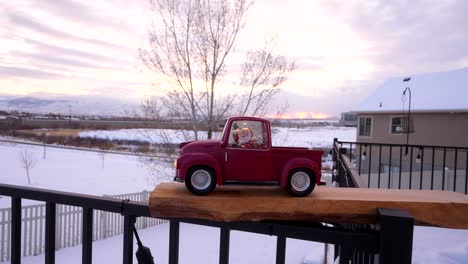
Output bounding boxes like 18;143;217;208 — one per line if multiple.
287;169;315;197
185;166;216;195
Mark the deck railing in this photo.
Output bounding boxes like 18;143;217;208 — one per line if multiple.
0;191;166;262
0;183;415;264
332;138;468;194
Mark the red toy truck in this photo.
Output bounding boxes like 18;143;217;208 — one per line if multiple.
174;117;323;196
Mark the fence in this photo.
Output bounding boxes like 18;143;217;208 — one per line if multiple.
0;190;166;262
333;139;468;194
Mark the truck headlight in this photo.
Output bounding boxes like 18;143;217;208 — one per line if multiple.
173;160;177;168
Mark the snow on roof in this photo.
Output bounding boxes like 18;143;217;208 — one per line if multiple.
353;67;468;113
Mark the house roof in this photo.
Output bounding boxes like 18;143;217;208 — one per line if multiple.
352;67;468;114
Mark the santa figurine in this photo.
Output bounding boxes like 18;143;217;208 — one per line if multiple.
239;125;253;147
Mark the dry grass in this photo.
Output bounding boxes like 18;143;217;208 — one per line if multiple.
16;129;83;137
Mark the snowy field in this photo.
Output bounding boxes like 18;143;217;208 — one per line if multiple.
1;135;468;263
0;140;173;208
79;126;357;149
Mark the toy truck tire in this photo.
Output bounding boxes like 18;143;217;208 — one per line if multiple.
185;166;216;195
287;168;316;197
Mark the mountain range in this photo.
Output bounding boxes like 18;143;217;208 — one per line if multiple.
0;94;139;116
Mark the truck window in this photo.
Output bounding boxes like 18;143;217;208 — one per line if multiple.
228;120;268;149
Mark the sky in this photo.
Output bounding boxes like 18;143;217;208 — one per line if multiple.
1;0;468;118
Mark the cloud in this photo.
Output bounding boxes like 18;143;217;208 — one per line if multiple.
31;0;137;33
326;0;468;75
0;66;64;79
6;11;125;50
13;39;130;70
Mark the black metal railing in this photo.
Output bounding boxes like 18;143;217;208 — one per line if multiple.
0;183;415;264
332;139;468;194
0;184;149;264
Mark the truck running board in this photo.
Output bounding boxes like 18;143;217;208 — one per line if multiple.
223;181;280;186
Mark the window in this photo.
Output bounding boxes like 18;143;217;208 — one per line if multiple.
391;116;414;134
228;120;268;149
358;117;372;137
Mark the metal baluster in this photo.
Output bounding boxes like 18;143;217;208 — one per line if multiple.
378;145;382;188
220;225;230;264
45;202;56;264
399;146;403;189
368;145;372;188
358;144;362;175
276;235;286;264
465;150;468;194
11;198;21;264
409;147;413;189
82;208;93;264
431;147;435;190
442;148;447;190
454;149;458;192
123;215;135;264
169;220;180;264
419;148;424;190
388;146;392;189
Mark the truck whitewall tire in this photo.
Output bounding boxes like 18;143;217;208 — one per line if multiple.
287;169;315;197
185;167;216;195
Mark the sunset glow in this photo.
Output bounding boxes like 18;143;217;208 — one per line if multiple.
266;112;330;120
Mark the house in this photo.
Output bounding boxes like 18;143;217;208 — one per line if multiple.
350;67;468;192
338;112;357;127
352;67;468;148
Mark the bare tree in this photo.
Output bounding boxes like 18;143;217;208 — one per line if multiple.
19;150;37;185
140;0;252;139
141;96;163;120
238;38;295;116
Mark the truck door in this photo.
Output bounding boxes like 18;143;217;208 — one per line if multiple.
224;120;272;182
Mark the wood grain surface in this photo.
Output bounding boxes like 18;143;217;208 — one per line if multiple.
149;183;468;229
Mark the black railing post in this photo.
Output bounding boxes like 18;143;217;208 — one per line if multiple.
377;208;414;264
11;197;21;264
82;207;93;264
169;220;180;264
45;202;56;264
123;215;136;264
219;224;230;264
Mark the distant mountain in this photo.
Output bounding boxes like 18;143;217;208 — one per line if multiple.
0;95;139;116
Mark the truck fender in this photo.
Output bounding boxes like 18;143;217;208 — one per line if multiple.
178;153;223;186
280;158;320;188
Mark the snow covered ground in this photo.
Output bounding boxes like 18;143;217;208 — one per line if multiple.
0;140;173;208
78;126;357;149
1;133;468;263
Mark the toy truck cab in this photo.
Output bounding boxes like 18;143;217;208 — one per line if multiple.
174;117;322;196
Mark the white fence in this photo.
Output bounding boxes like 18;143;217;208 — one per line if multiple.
0;190;167;262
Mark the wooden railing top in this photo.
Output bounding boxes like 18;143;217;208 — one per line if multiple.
150;183;468;229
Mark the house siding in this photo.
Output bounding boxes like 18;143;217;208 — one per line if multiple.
357;112;468;147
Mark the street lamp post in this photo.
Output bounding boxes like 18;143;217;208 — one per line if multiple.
403;77;411;155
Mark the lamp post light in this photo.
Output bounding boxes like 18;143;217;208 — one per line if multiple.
403;77;411;155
